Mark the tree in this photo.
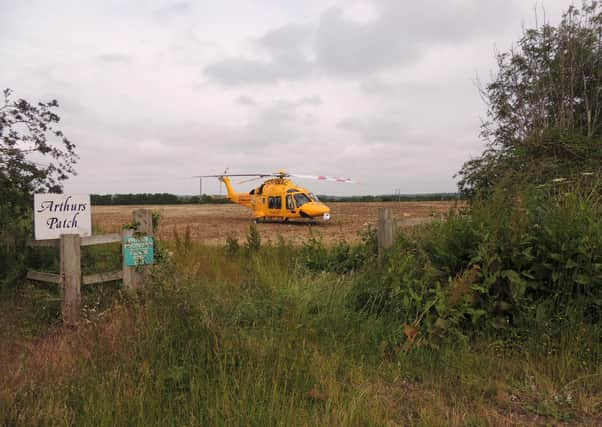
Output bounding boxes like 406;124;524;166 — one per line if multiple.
1;89;77;205
1;88;77;287
457;1;602;198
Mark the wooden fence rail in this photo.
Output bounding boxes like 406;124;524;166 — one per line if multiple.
26;209;153;324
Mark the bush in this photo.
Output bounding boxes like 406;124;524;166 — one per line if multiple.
352;183;602;346
0;207;32;290
245;223;261;253
299;226;377;274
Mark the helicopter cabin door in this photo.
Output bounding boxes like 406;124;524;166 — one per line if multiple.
267;195;283;217
285;194;296;214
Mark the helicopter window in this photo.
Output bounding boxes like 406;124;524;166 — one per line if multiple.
287;188;299;193
286;195;295;210
309;193;320;201
294;193;310;207
268;196;282;209
249;189;255;195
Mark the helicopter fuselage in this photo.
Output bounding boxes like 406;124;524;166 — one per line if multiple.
221;176;331;221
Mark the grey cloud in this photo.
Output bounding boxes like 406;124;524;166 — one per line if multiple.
314;0;517;76
257;25;310;57
360;77;439;97
235;95;256;106
204;24;312;85
337;117;407;143
204;56;311;85
314;7;418;75
204;0;520;85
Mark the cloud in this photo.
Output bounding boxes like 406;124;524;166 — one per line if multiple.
337;116;407;143
257;25;310;57
204;57;311;85
235;95;256;106
359;76;439;97
204;0;518;85
313;7;418;76
299;95;322;106
153;1;193;22
313;0;517;76
204;24;313;85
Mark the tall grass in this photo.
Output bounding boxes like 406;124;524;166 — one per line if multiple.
1;212;601;425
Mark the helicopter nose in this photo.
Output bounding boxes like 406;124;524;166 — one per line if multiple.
300;202;330;218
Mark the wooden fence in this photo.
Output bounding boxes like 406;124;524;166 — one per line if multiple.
26;209;153;324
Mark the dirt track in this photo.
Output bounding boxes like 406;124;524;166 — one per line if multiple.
92;201;461;245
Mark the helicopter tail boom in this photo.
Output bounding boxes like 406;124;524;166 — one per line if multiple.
221;176;252;207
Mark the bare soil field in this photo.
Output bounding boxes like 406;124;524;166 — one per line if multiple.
92;201;462;245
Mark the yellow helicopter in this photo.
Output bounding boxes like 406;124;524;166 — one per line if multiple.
198;170;354;222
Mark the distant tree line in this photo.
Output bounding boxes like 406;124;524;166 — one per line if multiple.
90;194;232;205
317;193;460;203
90;192;459;205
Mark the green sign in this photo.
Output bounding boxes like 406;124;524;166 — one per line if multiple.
123;236;154;266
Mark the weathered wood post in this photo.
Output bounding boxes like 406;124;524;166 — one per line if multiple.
60;234;81;324
122;209;154;291
377;207;395;261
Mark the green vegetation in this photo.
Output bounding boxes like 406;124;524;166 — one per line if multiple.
1;89;76;290
91;193;232;205
457;2;602;198
316;193;460;203
2;211;601;425
2;2;601;425
89;192;459;206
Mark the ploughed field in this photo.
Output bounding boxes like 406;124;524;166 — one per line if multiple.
92;201;461;245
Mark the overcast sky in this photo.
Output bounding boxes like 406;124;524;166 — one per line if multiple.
1;0;573;196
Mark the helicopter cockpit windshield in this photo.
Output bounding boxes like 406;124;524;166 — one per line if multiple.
309;193;319;202
294;193;311;207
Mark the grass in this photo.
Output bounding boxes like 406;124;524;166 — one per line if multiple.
1;241;601;426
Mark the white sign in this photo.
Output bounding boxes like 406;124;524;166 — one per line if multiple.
34;194;92;240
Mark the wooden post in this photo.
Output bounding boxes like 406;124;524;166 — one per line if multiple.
377;207;395;260
60;234;81;324
122;209;153;291
134;209;154;236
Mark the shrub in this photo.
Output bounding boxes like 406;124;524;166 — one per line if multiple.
225;234;240;255
245;223;261;253
352;183;602;346
300;226;377;274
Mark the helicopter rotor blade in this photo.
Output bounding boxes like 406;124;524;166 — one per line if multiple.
193;171;356;183
193;173;272;178
237;176;265;184
288;174;356;183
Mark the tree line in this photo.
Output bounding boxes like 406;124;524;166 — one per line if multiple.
89;192;460;205
90;193;230;205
